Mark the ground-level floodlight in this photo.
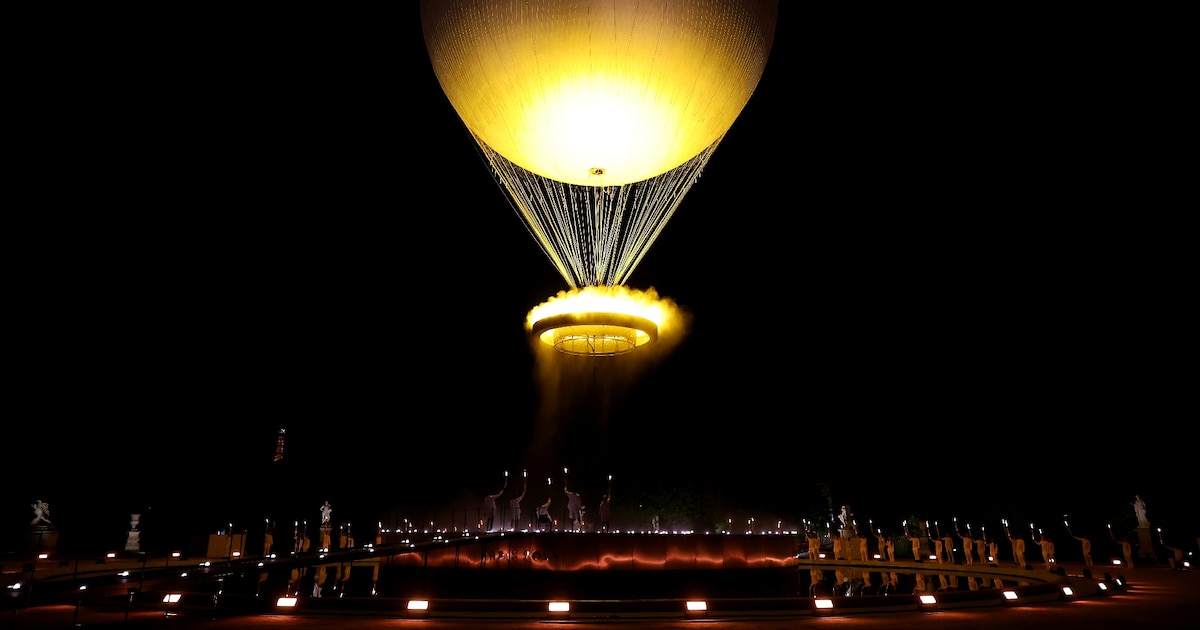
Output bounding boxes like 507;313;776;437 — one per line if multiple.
547;601;571;618
406;599;430;618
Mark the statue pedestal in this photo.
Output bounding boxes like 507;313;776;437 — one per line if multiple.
26;527;58;556
125;514;142;552
1135;526;1156;559
206;534;246;558
845;535;864;560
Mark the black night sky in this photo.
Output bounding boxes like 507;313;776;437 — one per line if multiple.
7;5;1192;556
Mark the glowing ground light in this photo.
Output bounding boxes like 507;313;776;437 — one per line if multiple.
527;286;671;356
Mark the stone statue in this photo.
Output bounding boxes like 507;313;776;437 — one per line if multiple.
1118;538;1134;568
320;501;332;525
125;513;142;552
956;526;976;566
806;527;821;559
1006;529;1026;568
1072;533;1093;568
1132;495;1148;527
30;499;52;526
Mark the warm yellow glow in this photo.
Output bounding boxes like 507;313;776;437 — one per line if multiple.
423;0;777;186
527;286;668;332
532;312;654;356
527;285;676;355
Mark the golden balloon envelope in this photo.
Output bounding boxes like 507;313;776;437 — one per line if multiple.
422;0;777;187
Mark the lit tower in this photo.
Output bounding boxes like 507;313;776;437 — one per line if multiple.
273;428;286;462
422;0;778;356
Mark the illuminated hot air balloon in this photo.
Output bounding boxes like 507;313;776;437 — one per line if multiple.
421;0;777;355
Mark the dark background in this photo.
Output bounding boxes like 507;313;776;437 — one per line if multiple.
6;4;1192;556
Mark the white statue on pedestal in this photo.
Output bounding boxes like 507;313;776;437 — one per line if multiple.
126;513;142;552
30;499;52;526
1132;495;1149;527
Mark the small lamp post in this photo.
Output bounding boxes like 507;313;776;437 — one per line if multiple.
72;583;87;627
27;551;49;607
138;552;148;591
